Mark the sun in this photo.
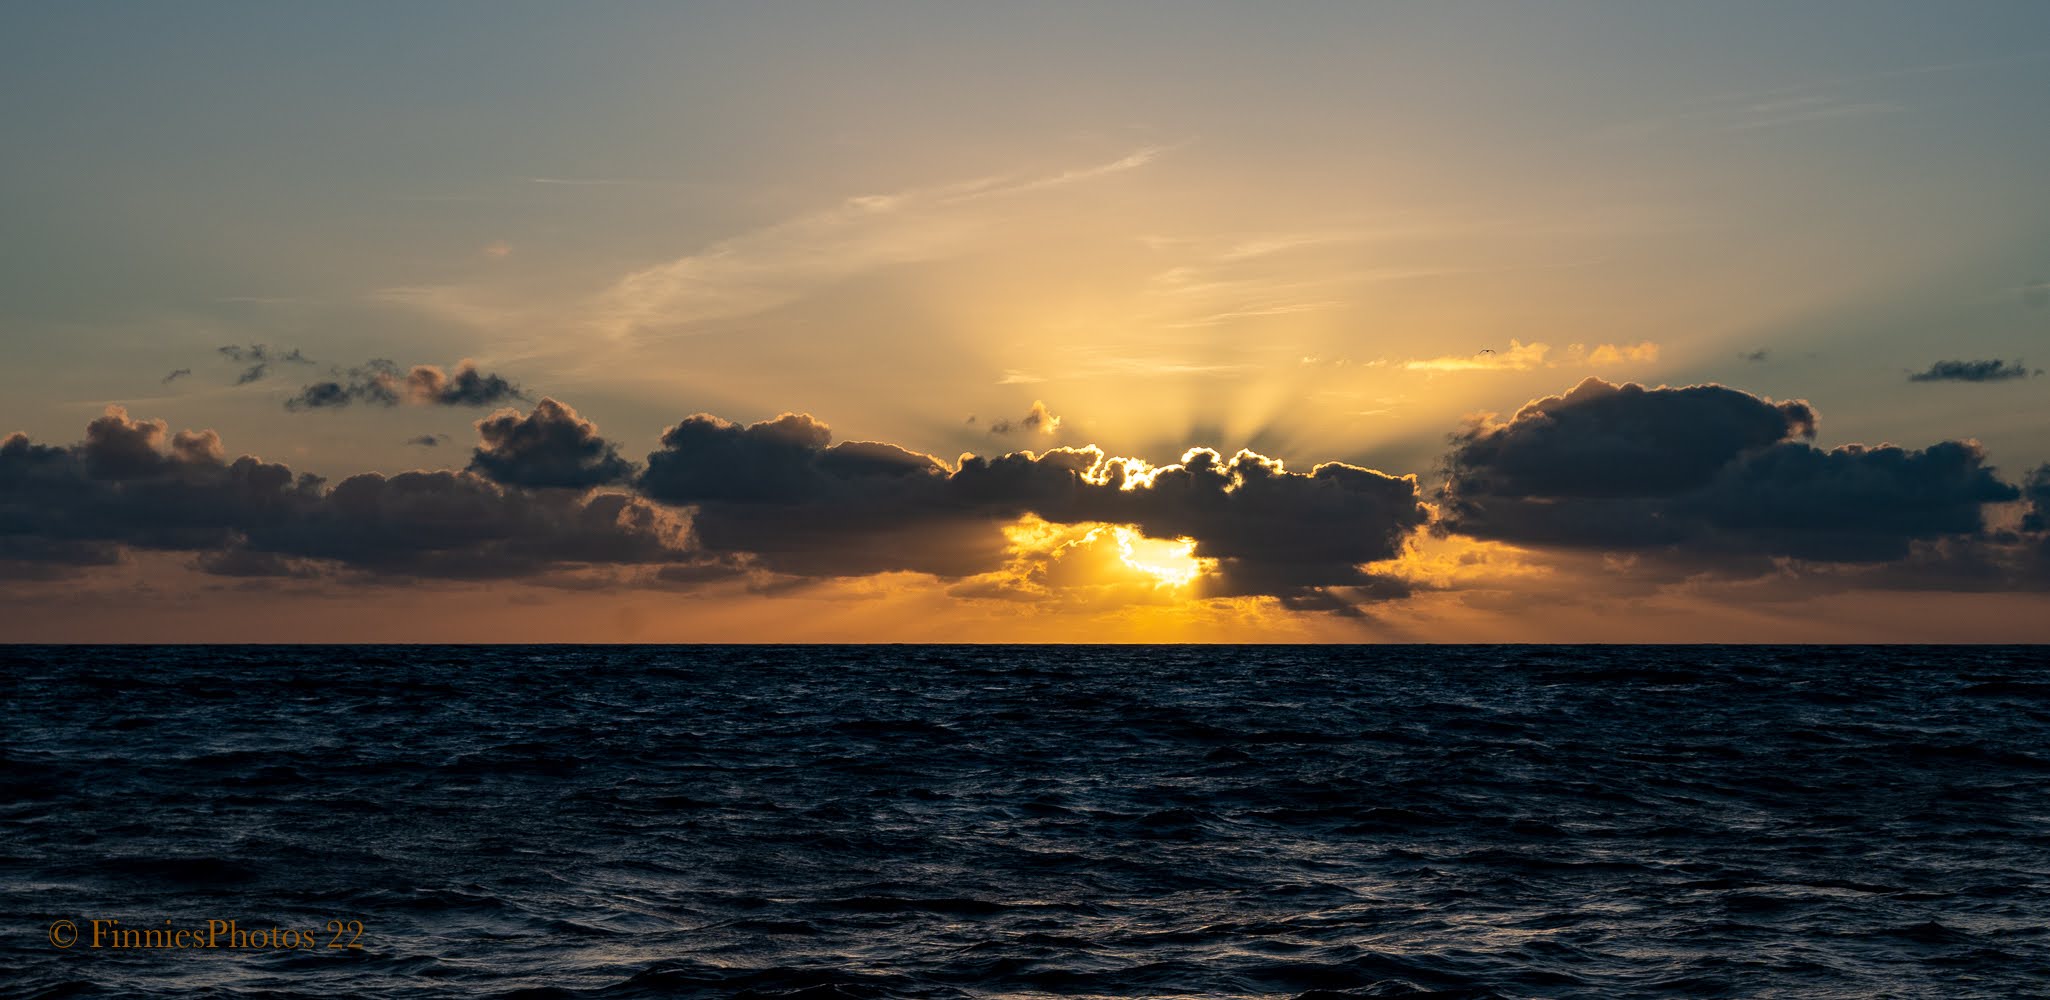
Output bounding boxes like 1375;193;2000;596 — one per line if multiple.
1110;527;1206;588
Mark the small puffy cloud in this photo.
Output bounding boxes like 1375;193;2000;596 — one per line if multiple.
219;345;304;364
1908;359;2032;383
469;398;635;489
218;344;313;385
986;400;1062;436
414;363;526;406
406;434;447;448
287;360;526;410
1575;341;1659;365
161;368;192;384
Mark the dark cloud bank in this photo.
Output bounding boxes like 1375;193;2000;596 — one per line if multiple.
8;377;2050;610
629;409;1427;608
0;407;681;582
1439;377;2029;567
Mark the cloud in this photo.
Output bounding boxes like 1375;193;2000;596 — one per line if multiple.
1577;341;1660;365
416;363;526;406
1070;447;1429;607
407;434;447;448
161;368;191;384
1724;95;1903;131
1;408;686;582
1740;349;1769;363
11;383;2047;612
636;410;1428;608
1683;439;2019;561
1439;377;2017;562
986;400;1061;437
1406;341;1553;372
1908;359;2033;383
1129;217;1588;333
76;406;225;479
638;411;1001;580
2024;465;2050;534
469;398;635;490
218;344;313;385
994;353;1250;386
590;147;1165;343
287;360;526;410
1445;377;1816;500
1400;340;1658;373
945;516;1215;610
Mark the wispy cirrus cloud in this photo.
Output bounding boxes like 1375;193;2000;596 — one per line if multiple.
371;284;524;332
1723;95;1904;131
1908;359;2034;383
995;353;1249;386
1400;341;1659;373
587;147;1169;344
1607;51;2050;139
1132;221;1611;332
1403;340;1555;373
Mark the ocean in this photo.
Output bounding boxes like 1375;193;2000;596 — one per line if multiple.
3;645;2047;998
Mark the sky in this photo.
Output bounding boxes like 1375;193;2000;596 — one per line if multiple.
4;3;2050;641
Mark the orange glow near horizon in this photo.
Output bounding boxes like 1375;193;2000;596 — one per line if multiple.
982;515;1219;602
1109;526;1206;588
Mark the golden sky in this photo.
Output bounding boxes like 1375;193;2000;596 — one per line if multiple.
4;5;2050;640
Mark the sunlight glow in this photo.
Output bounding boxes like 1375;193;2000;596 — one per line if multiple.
1110;527;1205;588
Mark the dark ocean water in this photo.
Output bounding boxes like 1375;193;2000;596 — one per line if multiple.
3;646;2049;999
